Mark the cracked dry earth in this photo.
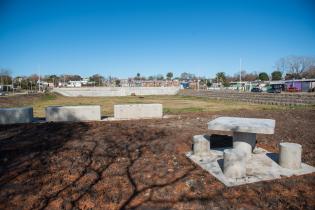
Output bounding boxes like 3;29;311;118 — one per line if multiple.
0;109;315;210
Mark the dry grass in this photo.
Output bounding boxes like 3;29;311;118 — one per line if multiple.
13;93;289;117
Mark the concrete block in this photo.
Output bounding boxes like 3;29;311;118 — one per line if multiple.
279;142;302;169
114;104;162;119
208;117;275;134
45;105;101;122
0;107;33;124
223;149;247;179
193;135;210;156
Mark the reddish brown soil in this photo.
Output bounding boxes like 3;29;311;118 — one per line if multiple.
0;94;42;108
0;109;315;210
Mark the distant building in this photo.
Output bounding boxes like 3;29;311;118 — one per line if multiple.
67;81;82;87
81;78;89;85
270;79;315;92
228;81;262;91
47;82;54;88
0;85;13;91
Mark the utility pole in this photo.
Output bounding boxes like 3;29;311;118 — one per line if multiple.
239;58;242;91
38;64;41;92
239;58;242;83
12;77;14;95
197;71;200;91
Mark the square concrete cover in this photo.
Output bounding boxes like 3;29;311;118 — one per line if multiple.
187;147;315;187
208;117;275;134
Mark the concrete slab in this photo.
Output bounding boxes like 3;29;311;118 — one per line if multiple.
186;146;315;187
45;105;101;122
0;107;33;124
114;104;163;120
208;117;275;134
53;87;180;97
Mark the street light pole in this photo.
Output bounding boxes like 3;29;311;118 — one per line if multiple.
38;64;41;92
240;58;242;82
239;58;242;91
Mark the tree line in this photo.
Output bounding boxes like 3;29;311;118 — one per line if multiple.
214;55;315;87
1;55;314;89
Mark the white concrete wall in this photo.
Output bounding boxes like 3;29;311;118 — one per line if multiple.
0;107;33;124
114;104;163;119
53;87;180;97
46;105;101;122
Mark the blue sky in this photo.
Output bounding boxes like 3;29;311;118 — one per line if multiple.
1;0;315;78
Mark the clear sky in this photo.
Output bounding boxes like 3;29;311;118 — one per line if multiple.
1;0;315;78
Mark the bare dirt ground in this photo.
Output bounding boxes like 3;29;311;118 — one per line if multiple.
1;108;315;210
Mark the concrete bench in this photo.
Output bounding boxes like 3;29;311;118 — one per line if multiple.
45;105;101;122
114;104;163;120
208;117;275;159
0;107;33;124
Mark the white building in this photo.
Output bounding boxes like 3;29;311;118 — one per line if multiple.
67;81;82;87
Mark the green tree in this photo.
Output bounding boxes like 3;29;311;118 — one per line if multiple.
115;79;121;87
271;71;282;80
89;74;104;86
0;68;12;85
148;76;154;80
258;72;269;81
180;72;196;80
216;72;229;87
156;74;164;80
206;80;212;87
166;72;173;80
19;77;30;90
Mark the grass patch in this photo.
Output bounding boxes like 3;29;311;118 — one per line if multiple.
40;93;57;101
4;92;313;117
164;107;204;114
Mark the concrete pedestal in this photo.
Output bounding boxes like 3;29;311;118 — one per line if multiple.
193;135;210;156
0;107;33;124
279;142;302;169
45;106;101;122
114;104;162;119
223;149;247;179
233;132;256;160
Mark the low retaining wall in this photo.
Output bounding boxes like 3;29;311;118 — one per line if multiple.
53;87;180;97
0;107;33;124
114;104;163;119
45;105;101;122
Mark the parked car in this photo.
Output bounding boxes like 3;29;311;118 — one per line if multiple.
267;87;281;93
251;87;262;93
0;92;6;96
287;87;299;92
